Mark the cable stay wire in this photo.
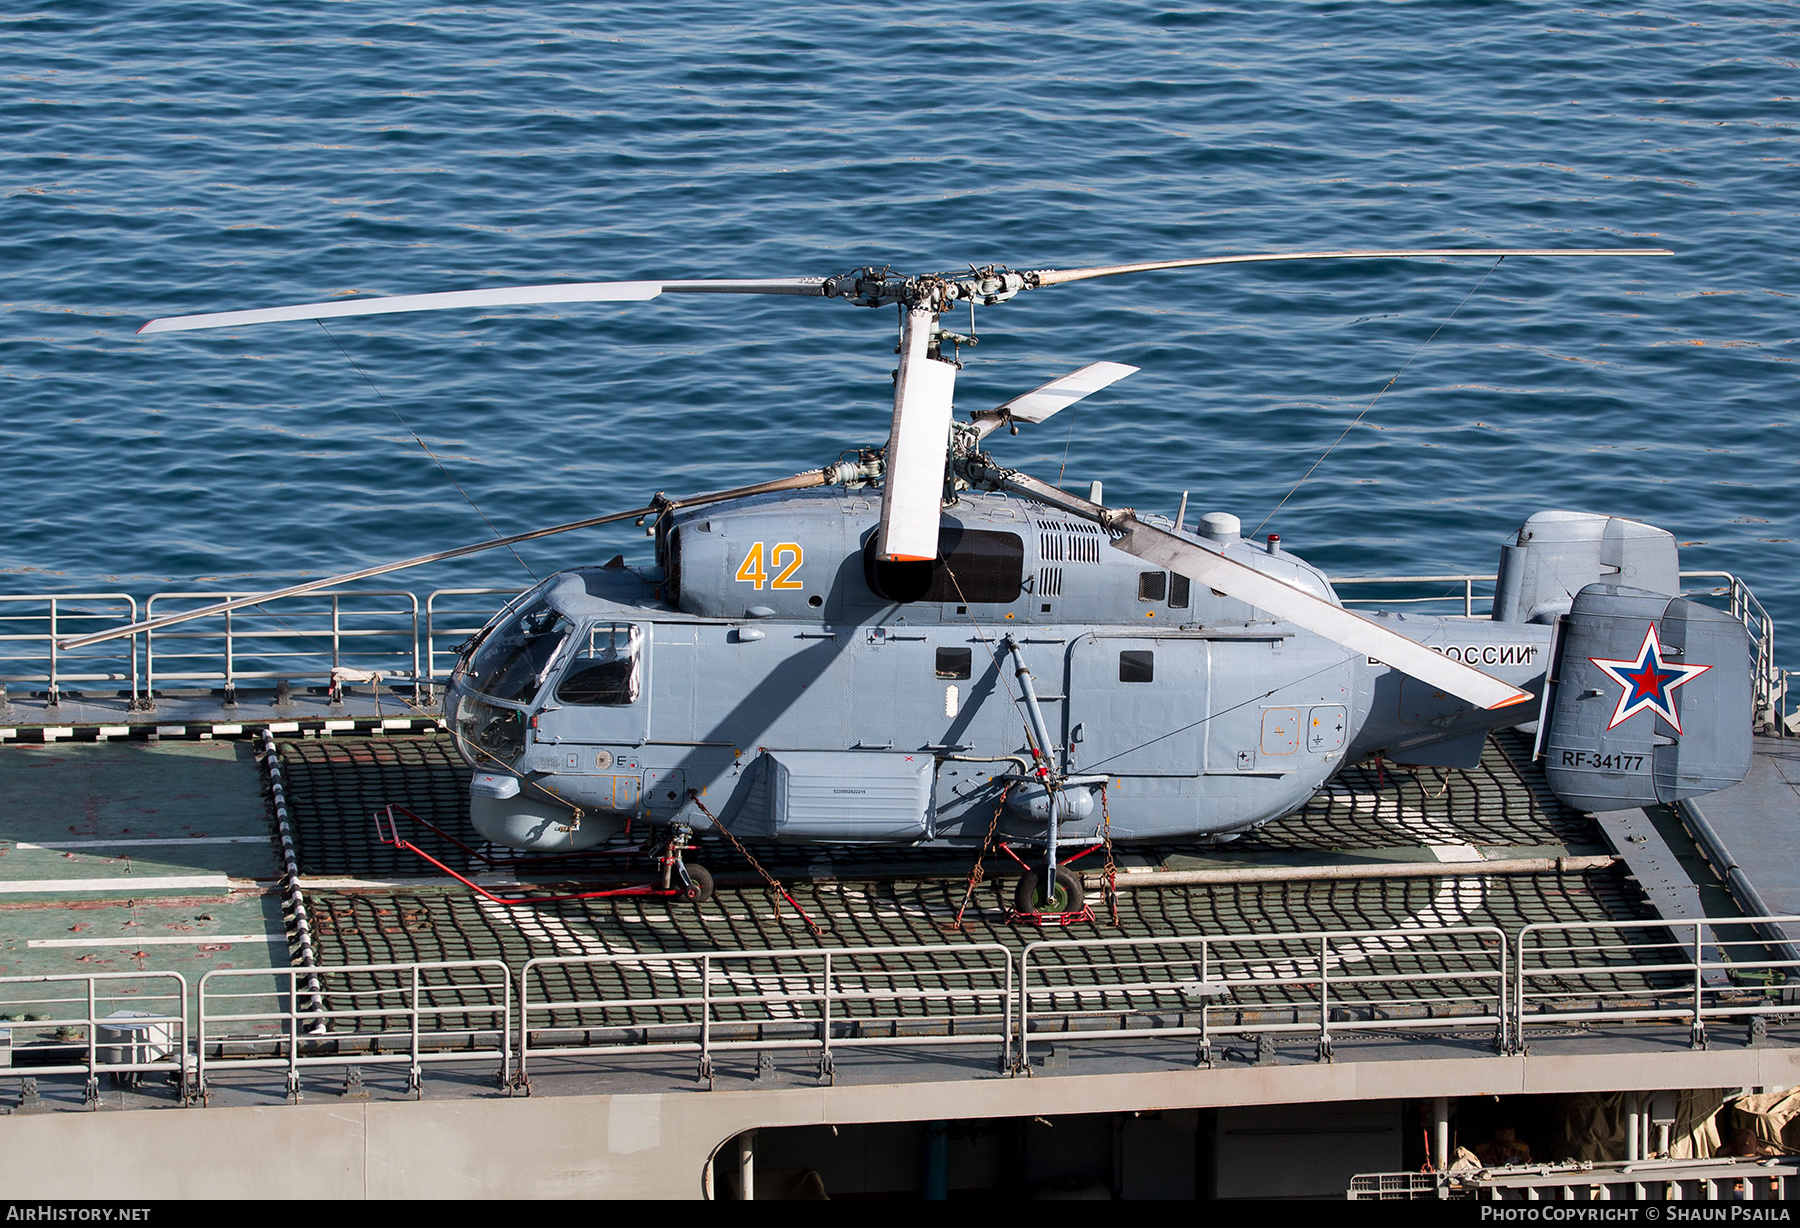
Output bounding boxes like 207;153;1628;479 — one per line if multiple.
1254;256;1508;538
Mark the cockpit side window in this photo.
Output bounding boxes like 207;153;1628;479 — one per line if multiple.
465;599;574;705
556;622;643;706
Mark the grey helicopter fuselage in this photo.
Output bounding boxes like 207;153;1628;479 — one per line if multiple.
443;486;1554;852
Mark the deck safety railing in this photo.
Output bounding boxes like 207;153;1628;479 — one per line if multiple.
1334;574;1498;620
0;587;508;709
0;593;140;705
424;588;522;683
0;972;188;1103
1516;916;1800;1049
144;590;424;702
1685;570;1787;733
1019;927;1509;1068
518;944;1014;1084
16;910;1800;1102
196;961;512;1100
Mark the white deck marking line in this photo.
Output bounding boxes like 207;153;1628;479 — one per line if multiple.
15;836;268;850
473;898;808;1018
29;934;283;948
0;875;231;894
473;896;622;956
1217;794;1489;984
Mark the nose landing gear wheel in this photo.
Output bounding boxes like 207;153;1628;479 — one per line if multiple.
1014;866;1084;915
679;863;714;904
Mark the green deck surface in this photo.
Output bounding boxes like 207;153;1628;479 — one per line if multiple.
0;741;287;992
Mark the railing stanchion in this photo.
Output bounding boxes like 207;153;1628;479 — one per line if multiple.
84;975;96;1106
287;970;301;1102
819;952;833;1081
699;955;713;1082
1003;948;1016;1074
409;965;423;1096
223;605;235;704
501;965;514;1092
1198;940;1213;1066
1018;947;1031;1072
1692;923;1708;1050
1317;934;1333;1062
47;597;59;706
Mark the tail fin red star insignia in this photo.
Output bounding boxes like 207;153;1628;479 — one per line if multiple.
1589;624;1711;734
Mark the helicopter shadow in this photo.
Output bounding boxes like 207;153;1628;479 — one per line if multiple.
669;553;866;830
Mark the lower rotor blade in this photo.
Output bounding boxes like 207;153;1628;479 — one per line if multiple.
56;468;836;650
877;306;958;562
1029;248;1674;289
981;360;1139;425
992;470;1531;711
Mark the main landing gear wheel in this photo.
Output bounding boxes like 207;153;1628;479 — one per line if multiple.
679;864;714;905
1014;867;1084;915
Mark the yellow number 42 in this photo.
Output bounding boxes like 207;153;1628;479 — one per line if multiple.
735;542;804;590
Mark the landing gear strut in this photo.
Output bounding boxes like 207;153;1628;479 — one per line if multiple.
656;823;713;904
998;633;1097;927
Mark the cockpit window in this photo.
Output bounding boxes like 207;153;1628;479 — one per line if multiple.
556;623;642;706
464;599;574;705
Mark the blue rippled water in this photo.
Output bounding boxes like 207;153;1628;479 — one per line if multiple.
2;3;1795;665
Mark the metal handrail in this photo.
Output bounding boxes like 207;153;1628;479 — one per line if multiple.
424;587;523;684
197;961;511;1100
0;972;188;1103
144;590;421;696
1516;915;1800;1048
18;908;1800;1105
1020;926;1509;1067
1333;574;1498;619
1686;570;1786;731
518;943;1015;1084
0;593;140;703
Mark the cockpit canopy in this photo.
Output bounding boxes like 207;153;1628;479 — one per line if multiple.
463;595;643;709
463;598;571;706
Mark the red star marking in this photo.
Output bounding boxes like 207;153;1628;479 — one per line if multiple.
1588;624;1711;734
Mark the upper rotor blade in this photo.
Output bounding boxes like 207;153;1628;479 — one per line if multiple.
1030;248;1674;289
56;468;837;650
983;360;1140;424
138;277;830;334
991;469;1531;711
877;306;958;562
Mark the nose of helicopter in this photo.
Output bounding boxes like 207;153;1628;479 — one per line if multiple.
469;787;624;852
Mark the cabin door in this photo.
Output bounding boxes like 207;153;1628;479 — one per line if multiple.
1064;635;1208;777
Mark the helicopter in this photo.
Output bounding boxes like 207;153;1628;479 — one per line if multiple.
63;246;1753;919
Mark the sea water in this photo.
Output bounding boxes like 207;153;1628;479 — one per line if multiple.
2;2;1794;667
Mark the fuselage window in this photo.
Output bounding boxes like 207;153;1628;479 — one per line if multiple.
556;623;643;706
1169;572;1191;609
1119;650;1154;683
1137;571;1167;602
864;525;1024;605
935;647;973;679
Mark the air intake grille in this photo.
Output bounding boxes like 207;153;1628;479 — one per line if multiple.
1036;519;1102;565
